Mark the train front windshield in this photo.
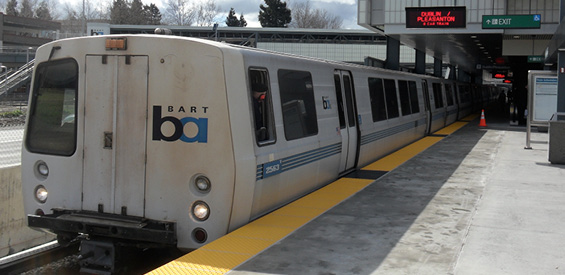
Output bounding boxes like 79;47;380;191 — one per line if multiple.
26;59;78;156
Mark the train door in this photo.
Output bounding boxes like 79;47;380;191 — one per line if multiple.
334;70;358;172
82;55;148;217
421;79;432;135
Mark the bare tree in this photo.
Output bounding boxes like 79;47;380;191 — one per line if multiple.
195;0;219;26
290;0;342;29
163;0;195;25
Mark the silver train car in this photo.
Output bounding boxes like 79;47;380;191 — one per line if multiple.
22;35;497;271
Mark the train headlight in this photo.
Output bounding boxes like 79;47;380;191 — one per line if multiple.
35;185;48;203
194;175;211;193
37;161;49;177
192;201;210;221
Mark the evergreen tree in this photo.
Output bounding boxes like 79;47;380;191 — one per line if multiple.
129;0;145;24
259;0;291;28
239;14;247;27
110;0;129;24
6;0;18;16
144;3;162;25
19;0;34;18
35;0;53;20
226;8;240;27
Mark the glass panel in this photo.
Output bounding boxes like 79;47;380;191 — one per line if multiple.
409;81;420;113
432;82;444;108
343;75;356;127
368;78;387;121
278;69;318;140
384;79;399;119
334;74;346;129
26;58;78;156
249;68;276;144
398;80;411;116
445;84;454;106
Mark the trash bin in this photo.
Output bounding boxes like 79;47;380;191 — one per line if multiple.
549;112;565;164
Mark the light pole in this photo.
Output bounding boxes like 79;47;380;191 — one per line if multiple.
213;23;219;42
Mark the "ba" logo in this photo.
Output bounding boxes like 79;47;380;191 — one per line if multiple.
152;106;208;143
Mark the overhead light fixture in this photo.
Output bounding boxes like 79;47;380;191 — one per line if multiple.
513;35;520;39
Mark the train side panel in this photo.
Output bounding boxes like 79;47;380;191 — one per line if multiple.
223;48;262;231
354;70;428;167
22;40;85;220
143;38;237;248
241;52;344;219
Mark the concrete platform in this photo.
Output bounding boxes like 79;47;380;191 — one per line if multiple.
150;109;565;275
226;115;565;274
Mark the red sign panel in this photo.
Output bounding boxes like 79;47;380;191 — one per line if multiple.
406;7;466;28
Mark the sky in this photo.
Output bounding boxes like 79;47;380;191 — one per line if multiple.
57;0;362;29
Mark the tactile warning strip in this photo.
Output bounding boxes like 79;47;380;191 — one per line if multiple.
147;178;373;275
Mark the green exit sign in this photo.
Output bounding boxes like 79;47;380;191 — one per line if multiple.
482;14;541;29
528;56;544;63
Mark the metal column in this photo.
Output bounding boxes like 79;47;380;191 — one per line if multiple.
559;50;565;112
385;37;400;71
415;49;426;74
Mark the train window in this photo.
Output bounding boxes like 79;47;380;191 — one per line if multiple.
384;79;399;119
398;80;412;116
445;84;455;106
432;83;444;108
333;74;346;129
343;75;356;127
249;68;275;145
278;69;318;141
409;81;420;113
368;78;387;122
26;58;78;156
459;85;470;103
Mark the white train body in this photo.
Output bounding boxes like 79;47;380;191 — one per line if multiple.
22;35;495;257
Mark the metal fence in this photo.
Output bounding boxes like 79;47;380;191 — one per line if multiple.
0;101;26;168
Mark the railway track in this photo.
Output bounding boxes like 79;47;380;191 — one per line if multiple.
0;241;79;274
1;240;185;274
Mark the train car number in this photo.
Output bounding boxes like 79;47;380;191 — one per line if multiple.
263;160;282;178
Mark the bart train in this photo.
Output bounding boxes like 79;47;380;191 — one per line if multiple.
22;34;499;272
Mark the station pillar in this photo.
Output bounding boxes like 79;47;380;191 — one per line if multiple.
434;58;442;78
385;37;400;71
415;49;426;74
558;50;565;112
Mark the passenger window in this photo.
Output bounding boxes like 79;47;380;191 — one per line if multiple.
249;68;275;144
409;81;420;113
384;79;399;119
333;75;346;129
398;80;411;116
432;83;444;108
445;84;454;106
343;75;356;127
368;78;387;122
278;69;318;141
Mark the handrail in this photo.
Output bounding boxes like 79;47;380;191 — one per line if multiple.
0;60;34;96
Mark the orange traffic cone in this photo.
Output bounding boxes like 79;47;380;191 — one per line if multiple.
479;109;487;127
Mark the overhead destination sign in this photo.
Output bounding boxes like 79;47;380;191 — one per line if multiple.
482;14;541;29
405;7;466;28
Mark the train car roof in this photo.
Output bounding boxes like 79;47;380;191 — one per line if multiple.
48;34;472;84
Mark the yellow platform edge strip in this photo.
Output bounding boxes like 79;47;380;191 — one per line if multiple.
148;120;470;275
148;178;373;275
361;136;443;172
433;121;467;136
